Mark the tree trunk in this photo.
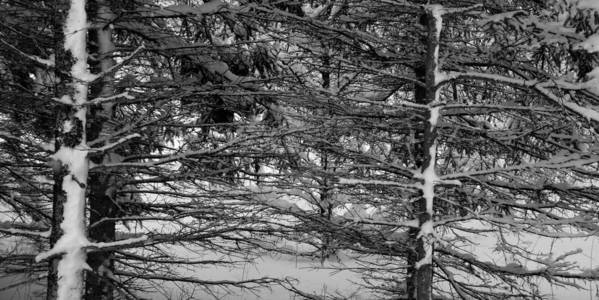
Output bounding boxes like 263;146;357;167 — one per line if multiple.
85;1;118;299
47;169;65;300
46;1;69;297
85;174;116;299
407;6;443;300
42;0;91;299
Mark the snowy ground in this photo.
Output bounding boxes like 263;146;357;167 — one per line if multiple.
140;251;370;300
1;242;597;300
1;228;598;299
0;250;368;300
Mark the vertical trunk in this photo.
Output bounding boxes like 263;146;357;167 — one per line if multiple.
86;176;116;299
408;6;444;300
46;1;69;298
42;0;91;299
407;65;426;300
319;51;334;262
85;1;118;299
47;169;64;300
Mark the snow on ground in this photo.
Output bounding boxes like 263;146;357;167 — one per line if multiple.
163;251;370;300
1;232;598;300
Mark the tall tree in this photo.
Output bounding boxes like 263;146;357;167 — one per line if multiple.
244;1;599;299
39;0;93;298
84;0;121;298
2;0;599;299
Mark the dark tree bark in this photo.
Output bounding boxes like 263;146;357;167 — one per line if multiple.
85;1;118;299
46;1;73;298
408;9;442;300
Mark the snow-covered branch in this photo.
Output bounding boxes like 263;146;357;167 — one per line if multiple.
441;153;599;180
0;131;54;152
116;271;281;287
438;3;482;15
0;37;54;67
142;0;226;18
0;222;50;238
87;133;140;153
86;235;148;251
87;45;145;82
87;92;135;105
438;246;599;280
439;70;599;122
337;178;420;190
342;217;420;228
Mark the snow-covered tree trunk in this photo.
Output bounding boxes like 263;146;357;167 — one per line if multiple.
39;0;91;299
85;0;118;299
410;5;443;300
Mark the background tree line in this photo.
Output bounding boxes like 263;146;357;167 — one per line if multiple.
1;0;599;299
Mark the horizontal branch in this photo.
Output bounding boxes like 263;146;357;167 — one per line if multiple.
0;38;54;67
36;235;148;262
337;178;420;190
440;71;599;122
87;235;149;251
0;131;53;152
87;92;135;106
88;133;140;153
0;222;50;238
88;45;146;82
441;153;599;180
116;271;282;287
438;246;599;280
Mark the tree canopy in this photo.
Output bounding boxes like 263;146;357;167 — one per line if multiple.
1;0;599;300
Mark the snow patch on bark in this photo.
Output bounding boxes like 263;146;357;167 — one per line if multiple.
415;220;434;269
64;0;95;84
431;5;443;86
429;5;443;39
35;1;92;299
414;5;444;272
37;147;90;300
428;106;440;127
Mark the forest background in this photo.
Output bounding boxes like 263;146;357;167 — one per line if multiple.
2;0;599;299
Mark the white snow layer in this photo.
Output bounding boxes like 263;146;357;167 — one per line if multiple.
430;5;443;39
35;1;92;300
421;141;438;215
415;220;434;269
64;0;95;84
430;5;443;87
414;5;445;270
